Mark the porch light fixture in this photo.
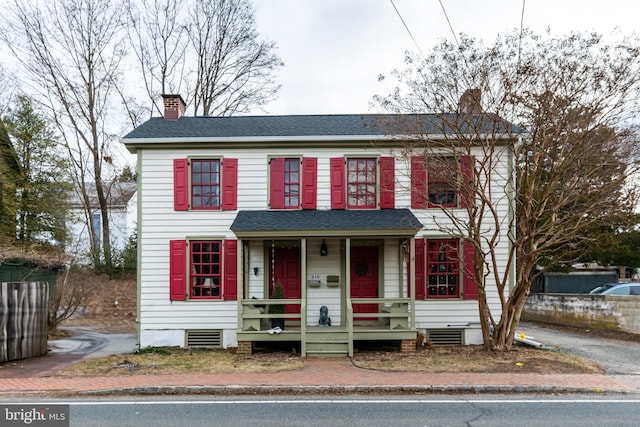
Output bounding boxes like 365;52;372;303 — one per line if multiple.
320;240;328;256
253;267;259;276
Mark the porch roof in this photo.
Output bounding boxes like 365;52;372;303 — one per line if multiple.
230;209;423;238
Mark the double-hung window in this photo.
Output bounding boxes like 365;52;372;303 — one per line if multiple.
191;159;221;209
330;156;395;209
169;239;238;301
426;239;460;298
411;156;474;209
173;158;237;211
190;240;221;298
270;157;317;209
347;158;377;208
413;237;478;300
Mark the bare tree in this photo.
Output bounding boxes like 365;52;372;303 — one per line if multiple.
3;0;129;273
187;0;283;116
375;31;640;350
126;0;189;122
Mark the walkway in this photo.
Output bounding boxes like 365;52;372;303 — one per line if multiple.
0;358;635;396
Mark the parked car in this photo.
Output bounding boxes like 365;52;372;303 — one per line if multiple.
589;283;640;295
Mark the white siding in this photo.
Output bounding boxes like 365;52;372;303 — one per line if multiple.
137;144;512;348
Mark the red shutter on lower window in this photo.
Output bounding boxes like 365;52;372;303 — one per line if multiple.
330;157;346;209
460;156;475;208
379;157;395;209
413;238;426;300
221;158;238;210
169;240;187;301
411;157;427;209
301;157;317;209
462;240;479;299
223;239;238;301
270;158;285;209
173;159;189;211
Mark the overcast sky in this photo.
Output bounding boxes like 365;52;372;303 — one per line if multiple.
253;0;640;115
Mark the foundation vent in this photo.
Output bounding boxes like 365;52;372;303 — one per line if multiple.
186;330;222;347
426;329;464;345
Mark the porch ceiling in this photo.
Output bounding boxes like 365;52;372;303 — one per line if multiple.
230;209;423;238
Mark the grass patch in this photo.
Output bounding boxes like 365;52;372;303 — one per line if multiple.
351;344;605;374
54;343;604;378
55;347;303;377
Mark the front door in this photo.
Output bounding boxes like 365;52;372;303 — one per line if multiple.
350;245;379;317
270;246;301;315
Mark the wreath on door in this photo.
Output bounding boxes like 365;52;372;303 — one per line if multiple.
355;261;369;276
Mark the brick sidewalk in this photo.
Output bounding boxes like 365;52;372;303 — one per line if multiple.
0;358;635;396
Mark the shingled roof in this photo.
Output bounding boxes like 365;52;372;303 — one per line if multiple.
230;209;423;237
122;114;520;141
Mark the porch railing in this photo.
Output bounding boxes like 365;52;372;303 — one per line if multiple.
240;299;304;331
240;297;411;332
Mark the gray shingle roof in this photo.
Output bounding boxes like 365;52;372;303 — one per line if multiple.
122;114;520;140
230;209;423;237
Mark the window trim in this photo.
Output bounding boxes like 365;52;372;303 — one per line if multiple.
173;157;237;211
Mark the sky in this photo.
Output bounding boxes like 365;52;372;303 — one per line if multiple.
252;0;640;115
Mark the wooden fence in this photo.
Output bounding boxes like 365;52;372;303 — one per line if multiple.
0;282;49;363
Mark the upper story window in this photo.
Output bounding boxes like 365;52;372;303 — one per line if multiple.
330;156;395;210
428;157;457;207
270;157;317;210
173;158;237;211
347;158;377;208
191;159;221;209
411;156;474;209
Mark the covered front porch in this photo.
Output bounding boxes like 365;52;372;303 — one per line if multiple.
230;209;423;357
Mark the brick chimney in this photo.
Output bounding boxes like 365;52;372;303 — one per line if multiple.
458;89;482;115
162;94;186;120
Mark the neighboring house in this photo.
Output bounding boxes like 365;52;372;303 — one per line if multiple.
66;181;137;263
122;94;516;356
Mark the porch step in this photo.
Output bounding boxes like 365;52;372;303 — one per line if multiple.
304;329;350;357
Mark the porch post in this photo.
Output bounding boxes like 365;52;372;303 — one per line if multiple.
236;239;245;333
301;238;307;357
410;237;416;329
345;237;353;356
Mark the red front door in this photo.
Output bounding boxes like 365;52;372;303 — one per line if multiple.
350;245;379;317
270;246;301;314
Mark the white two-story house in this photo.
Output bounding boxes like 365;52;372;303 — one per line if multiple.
122;94;516;356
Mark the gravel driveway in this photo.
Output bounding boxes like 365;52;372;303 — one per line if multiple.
520;321;640;391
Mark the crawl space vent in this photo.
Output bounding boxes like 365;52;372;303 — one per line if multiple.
186;330;222;347
427;329;463;345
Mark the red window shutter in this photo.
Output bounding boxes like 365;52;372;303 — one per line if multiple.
169;240;187;301
173;159;189;211
223;239;238;300
413;238;426;300
221;158;238;210
301;157;317;209
462;240;479;299
270;158;285;209
330;157;346;209
379;157;395;209
460;156;475;208
411;157;427;209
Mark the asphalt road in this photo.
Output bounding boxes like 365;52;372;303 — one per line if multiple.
54;397;640;427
